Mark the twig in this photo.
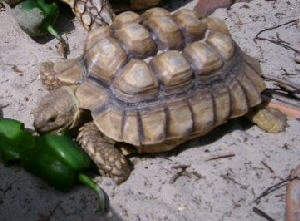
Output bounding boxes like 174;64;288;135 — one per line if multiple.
263;89;300;106
221;174;247;189
262;74;300;94
253;207;275;221
254;19;300;54
254;19;299;38
261;161;274;173
253;178;290;204
261;93;300;119
206;153;235;161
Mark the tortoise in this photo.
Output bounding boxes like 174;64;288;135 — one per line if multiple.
33;8;286;183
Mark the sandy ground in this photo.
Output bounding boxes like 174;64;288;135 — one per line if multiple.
0;0;300;220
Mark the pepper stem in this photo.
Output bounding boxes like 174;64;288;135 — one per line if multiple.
78;173;109;212
46;25;61;41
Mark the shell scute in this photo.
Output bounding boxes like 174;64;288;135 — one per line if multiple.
84;26;112;52
150;50;193;93
113;59;159;102
86;37;128;84
139;106;166;145
202;17;230;35
173;9;207;44
75;79;109;110
115;22;157;58
188;89;215;135
244;67;265;92
93;105;124;142
236;69;262;107
112;11;141;29
228;77;249;118
141;7;170;20
144;15;184;50
123;110;140;146
183;41;223;76
166;98;193;138
212;84;231;125
206;31;234;60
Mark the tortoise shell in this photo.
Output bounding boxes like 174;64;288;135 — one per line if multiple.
40;8;265;151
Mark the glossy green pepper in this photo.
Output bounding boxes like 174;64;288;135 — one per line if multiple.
0;118;109;212
0;134;25;163
33;134;91;171
13;0;61;40
0;118;34;164
0;118;34;145
23;134;109;211
21;143;77;191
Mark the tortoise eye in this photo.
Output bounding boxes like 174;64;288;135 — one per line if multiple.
48;116;56;123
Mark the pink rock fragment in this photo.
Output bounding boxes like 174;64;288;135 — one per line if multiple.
286;164;300;221
194;0;233;18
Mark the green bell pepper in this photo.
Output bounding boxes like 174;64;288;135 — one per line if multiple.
13;0;61;40
0;118;34;146
21;143;77;191
0;118;109;212
33;134;91;171
24;134;109;211
0;118;34;164
0;134;25;164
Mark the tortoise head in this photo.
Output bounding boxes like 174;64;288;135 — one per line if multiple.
33;87;80;133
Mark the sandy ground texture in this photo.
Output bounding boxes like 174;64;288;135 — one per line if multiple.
0;0;300;220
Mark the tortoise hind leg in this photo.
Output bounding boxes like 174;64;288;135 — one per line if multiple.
246;104;287;133
77;122;131;183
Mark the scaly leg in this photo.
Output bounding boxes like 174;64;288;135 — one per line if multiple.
77;122;131;183
61;0;114;30
246;104;287;133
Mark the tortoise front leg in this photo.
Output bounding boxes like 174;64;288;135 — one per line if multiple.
77;122;131;183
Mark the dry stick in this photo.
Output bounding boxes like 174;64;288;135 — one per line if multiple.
206;153;235;161
262;74;300;94
256;36;300;54
253;207;275;221
261;161;274;173
263;89;300;106
259;68;300;118
221;174;248;189
254;19;300;54
261;93;300;119
253;177;290;204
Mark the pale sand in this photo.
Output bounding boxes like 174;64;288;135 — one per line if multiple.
0;0;299;220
